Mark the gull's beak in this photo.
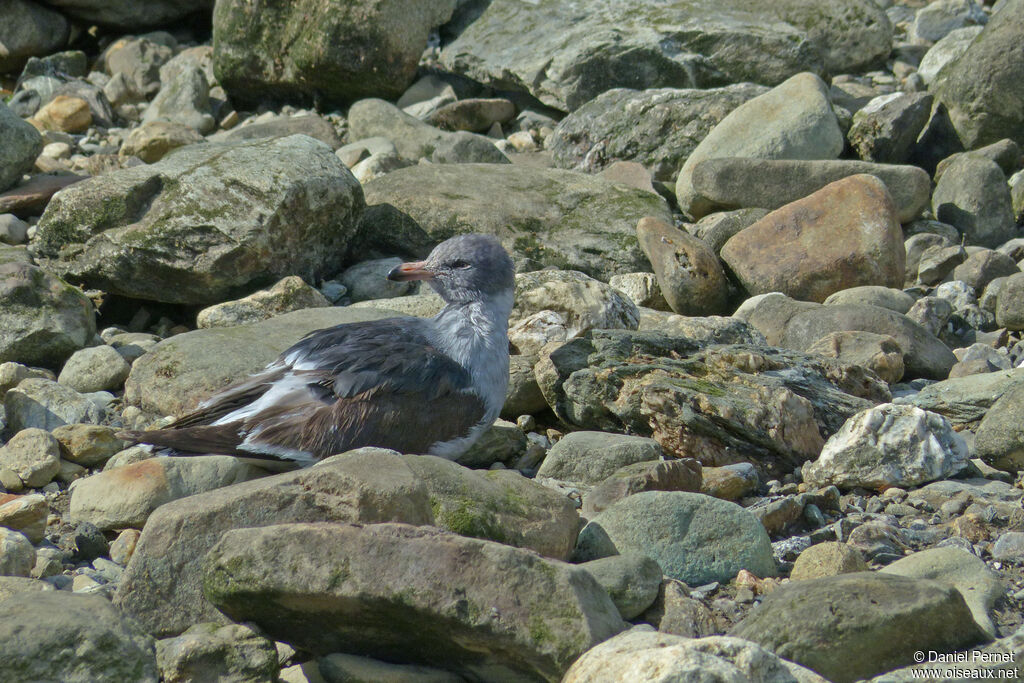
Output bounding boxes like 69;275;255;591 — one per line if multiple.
387;260;436;282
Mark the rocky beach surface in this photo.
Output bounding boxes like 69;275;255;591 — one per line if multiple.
1;0;1024;681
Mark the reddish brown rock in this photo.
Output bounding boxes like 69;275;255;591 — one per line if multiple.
0;174;86;217
721;175;905;303
636;216;729;315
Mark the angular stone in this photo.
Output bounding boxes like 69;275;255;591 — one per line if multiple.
30;94;91;133
114;449;434;636
730;572;988;683
636;216;729;316
720;175;905;303
0;262;95;367
213;0;455;105
196;276;330;328
69;456;265;531
361;162;671;282
0;591;157;683
33;135;364;305
689;157;931;223
141;65;214;133
803;404;969;491
676;72;844;219
847;92;933;164
575;491;777;585
203;522;625;682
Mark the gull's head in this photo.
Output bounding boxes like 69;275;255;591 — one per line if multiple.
387;234;515;306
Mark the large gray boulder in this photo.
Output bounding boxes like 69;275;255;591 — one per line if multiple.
213;0;456;106
33;135;363;305
0;262;95;368
440;0;891;112
124;307;397;417
548;84;768;182
361;163;671;281
0;592;157;683
730;573;988;683
0;101;43;193
932;0;1024;149
203;522;625;682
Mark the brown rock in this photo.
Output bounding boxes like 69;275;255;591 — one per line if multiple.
120;121;204;163
790;542;868;580
806;331;905;384
701;464;759;501
721;175;905;303
0;493;48;544
427;98;516;132
636;216;729;315
640;579;718;637
582;458;702;517
0;174;86;218
30;95;92;133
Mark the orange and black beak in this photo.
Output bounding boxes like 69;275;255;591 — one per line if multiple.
387;260;436;282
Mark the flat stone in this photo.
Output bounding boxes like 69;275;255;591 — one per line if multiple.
196;276;331;328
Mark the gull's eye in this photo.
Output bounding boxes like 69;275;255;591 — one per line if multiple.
450;259;471;269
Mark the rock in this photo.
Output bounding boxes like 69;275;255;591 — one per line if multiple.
0;362;53;399
57;344;131;393
69;456;265;531
932;154;1016;248
209;114;342;150
156;622;277;683
608;273;669;311
952;249;1020;291
687;157;931;224
429;131;511;165
427;98;516;133
790;542;868;580
912;0;987;43
126;307;397;416
847;92;934;164
50;424;121;468
0;214;29;246
721;175;904;303
935;138;1023;181
348;98;504;164
102;36;174;96
882;546;1003;638
120;121;204;163
0;528;35;577
107;332;161;364
536;329;883;474
675;73;844;219
205;522;624;681
0;428;61;489
636;216;729;316
867;625;1024;681
509;270;639;355
992;532;1024;563
548;84;768;182
582;458;703;519
34;135;364;306
502;355;547;418
577;554;663;620
337;257;415;303
916;246;967;286
0;591;157;682
823;286;914;314
575;491;777;585
974;381;1024;472
114;450;433;635
918;25;985;84
0;493;47;544
0;262;95;368
0;101;44;193
802;404;968;491
403;455;579;560
690;208;771;255
639;580;718;637
335;136;396;167
932;0;1024;149
440;1;891;112
4;378;103;432
30;95;91;133
214;0;455;104
0;0;69;73
455;418;527;469
536;431;663;485
730;573;988;683
196;276;331;328
905;232;953;283
806;331;905;384
0;576;54;600
734;294;957;379
0;173;88;218
996;272;1024;330
563;630;830;683
700;463;759;501
141;65;214;133
361;163;670;281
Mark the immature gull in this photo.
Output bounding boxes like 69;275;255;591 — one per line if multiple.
119;234;515;467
